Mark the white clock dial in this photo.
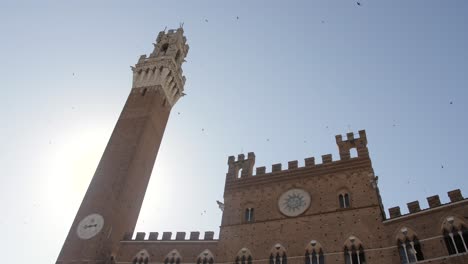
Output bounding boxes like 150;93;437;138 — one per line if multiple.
278;189;311;217
76;213;104;240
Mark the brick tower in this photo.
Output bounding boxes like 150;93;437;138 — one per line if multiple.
56;28;189;264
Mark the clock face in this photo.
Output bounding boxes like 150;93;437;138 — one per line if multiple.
278;189;311;217
76;213;104;240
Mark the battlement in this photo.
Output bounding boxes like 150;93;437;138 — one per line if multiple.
387;189;466;220
225;130;370;185
131;27;189;107
122;231;217;242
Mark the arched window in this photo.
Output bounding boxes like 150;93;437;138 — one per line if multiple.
197;249;215;264
398;238;424;263
305;240;325;264
344;237;365;264
396;227;424;263
165;249;182;264
133;250;150;264
237;168;243;178
442;216;468;255
270;244;287;264
344;245;365;264
245;208;254;222
339;192;350;208
160;43;169;55
236;248;252;264
344;194;350;208
444;226;468;255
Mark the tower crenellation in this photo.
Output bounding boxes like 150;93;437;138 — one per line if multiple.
335;129;368;160
132;28;189;107
225;130;371;186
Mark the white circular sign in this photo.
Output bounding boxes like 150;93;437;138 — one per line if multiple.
76;213;104;240
278;189;311;217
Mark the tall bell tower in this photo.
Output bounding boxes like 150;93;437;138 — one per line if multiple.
56;28;189;264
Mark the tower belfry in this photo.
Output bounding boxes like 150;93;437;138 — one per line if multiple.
56;28;189;264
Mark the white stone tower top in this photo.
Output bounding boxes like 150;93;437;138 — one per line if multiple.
131;27;189;107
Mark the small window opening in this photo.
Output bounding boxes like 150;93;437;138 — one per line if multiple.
344;194;350;208
350;148;358;158
175;50;181;61
339;193;350;208
245;208;254;222
237;168;243;178
161;43;169;55
339;194;344;208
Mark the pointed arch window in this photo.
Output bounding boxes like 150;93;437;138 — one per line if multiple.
396;227;424;263
270;244;287;264
339;192;350;209
132;256;147;263
398;238;424;263
442;216;468;255
165;250;182;264
344;237;365;264
197;249;215;264
236;248;253;264
344;245;365;264
305;240;324;264
245;208;254;222
305;249;324;264
133;250;150;264
444;226;468;255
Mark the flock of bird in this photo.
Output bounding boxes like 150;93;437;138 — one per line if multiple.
64;2;455;217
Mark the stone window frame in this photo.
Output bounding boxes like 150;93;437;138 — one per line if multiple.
337;188;351;209
343;236;365;264
241;201;256;224
245;208;255;222
197;249;215;264
442;216;468;255
395;227;424;263
304;240;324;264
235;248;253;264
132;249;150;264
164;249;182;264
269;244;287;264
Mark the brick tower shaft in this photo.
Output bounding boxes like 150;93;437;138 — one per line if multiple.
56;28;189;264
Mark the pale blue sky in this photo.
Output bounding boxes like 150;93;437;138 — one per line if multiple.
1;1;467;263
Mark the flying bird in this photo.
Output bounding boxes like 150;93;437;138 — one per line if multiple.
205;19;208;22
357;2;362;6
450;101;453;105
237;16;239;20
